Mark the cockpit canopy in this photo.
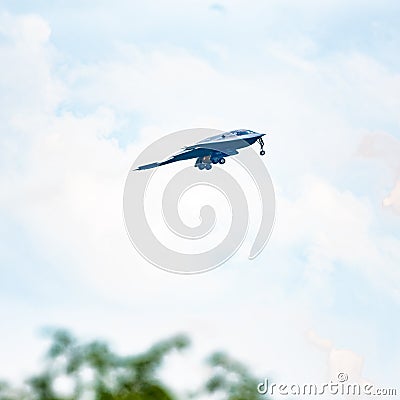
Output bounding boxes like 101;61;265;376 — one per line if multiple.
231;129;256;136
197;129;257;144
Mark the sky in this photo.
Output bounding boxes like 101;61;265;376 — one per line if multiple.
0;0;400;398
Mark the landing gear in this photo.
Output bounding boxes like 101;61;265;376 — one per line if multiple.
258;137;265;156
196;160;212;170
197;163;212;170
195;156;225;170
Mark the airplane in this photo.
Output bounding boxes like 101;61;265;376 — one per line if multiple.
134;129;266;171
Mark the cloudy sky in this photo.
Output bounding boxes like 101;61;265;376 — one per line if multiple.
1;0;399;397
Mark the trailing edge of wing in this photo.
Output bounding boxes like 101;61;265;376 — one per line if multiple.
133;162;160;171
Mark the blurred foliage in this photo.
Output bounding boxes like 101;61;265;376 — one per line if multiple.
0;329;267;400
201;352;262;400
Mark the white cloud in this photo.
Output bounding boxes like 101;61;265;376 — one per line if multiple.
0;12;63;116
359;132;400;215
383;180;400;213
308;331;375;400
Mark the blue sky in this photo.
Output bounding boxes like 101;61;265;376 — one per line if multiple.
1;1;400;397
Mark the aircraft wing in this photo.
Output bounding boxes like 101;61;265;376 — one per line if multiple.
134;148;203;171
134;147;238;171
218;148;238;156
134;162;160;171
